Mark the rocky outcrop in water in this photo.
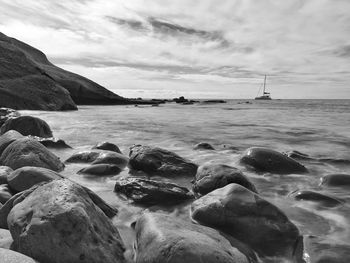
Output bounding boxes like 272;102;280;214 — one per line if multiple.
28;135;72;149
193;142;215;150
92;141;121;153
320;173;350;188
290;189;342;207
78;164;122;176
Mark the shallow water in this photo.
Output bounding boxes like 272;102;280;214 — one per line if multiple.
21;99;350;262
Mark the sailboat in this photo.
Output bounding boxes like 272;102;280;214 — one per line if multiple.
255;75;271;100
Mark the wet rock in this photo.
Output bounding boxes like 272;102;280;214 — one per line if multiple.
7;166;63;193
129;145;198;177
65;150;101;163
91;152;128;169
290;190;342;207
283;150;313;161
0;184;13;204
193;164;257;195
0;130;24;156
0;138;64;172
320;173;350;188
92;141;121;153
7;179;124;263
0;229;13;249
193;142;215;150
78;164;122;176
240;147;308;174
0;116;53;138
0;248;37;263
0;166;13;184
134;212;250;263
114;177;193;204
28;136;71;149
0;108;20;128
191;183;301;259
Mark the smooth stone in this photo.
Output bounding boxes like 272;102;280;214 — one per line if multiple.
0;108;20;128
0;229;13;249
0;166;13;184
91;152;129;169
320;174;350;188
0;116;53;138
92;142;121;153
7;166;63;193
134;212;250;263
7;179;125;263
290;190;342;207
193;164;257;195
114;177;193;204
65;150;101;163
129;145;198;177
191;183;301;259
0;185;13;204
28;136;71;149
240;147;308;174
193;142;215;150
78;164;122;176
0;138;64;172
0;131;24;156
0;248;37;263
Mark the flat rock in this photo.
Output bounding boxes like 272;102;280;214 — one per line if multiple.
191;183;301;259
134;212;250;263
28;136;71;149
0;166;13;184
114;177;193;204
0;184;13;204
290;190;342;207
7;179;124;263
193;142;215;150
240;147;308;174
0;138;64;172
129;145;198;177
0;248;37;263
320;174;350;188
92;142;121;153
78;164;122;176
0;116;53;138
0;130;24;156
193;164;257;195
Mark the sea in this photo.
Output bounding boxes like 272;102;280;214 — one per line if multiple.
21;99;350;262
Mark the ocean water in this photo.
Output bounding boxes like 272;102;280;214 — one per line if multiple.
22;99;350;262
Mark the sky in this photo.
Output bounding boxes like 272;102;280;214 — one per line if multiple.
0;0;349;99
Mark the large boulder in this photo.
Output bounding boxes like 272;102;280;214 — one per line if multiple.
0;130;24;156
240;147;308;174
0;108;20;128
134;212;250;263
7;179;125;263
114;177;193;204
7;166;63;193
0;116;52;138
193;164;257;195
0;248;37;263
0;138;64;172
191;183;302;259
0;166;13;184
92;142;121;153
129;145;198;177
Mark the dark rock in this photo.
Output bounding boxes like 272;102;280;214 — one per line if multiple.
0;248;37;263
0;116;52;138
7;179;124;263
78;164;122;176
114;177;193;204
320;174;350;188
0;130;24;156
193;142;215;150
0;138;64;172
0;229;13;249
173;96;188;103
7;166;63;193
202;100;227;103
240;147;308;174
65;150;101;163
92;141;121;153
0;108;20;127
193;164;257;195
91;152;128;169
28;136;71;149
191;183;301;259
0;184;13;204
134;212;250;263
129;145;197;177
0;166;13;184
290;190;342;207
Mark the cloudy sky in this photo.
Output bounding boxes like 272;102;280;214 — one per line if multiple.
1;0;349;99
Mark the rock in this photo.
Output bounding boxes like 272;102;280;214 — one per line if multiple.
290;190;342;207
7;179;124;263
114;177;193;204
129;145;198;177
0;248;37;263
173;96;188;103
0;184;13;204
0;138;64;172
320;174;350;188
193;142;215;150
78;164;122;176
202;100;227;103
0;229;13;249
0;108;20;128
0;116;53;138
92;142;121;153
0;130;24;156
91;152;128;169
193;164;257;195
7;166;63;193
65;150;101;163
0;166;13;184
28;136;71;149
283;150;313;161
240;147;308;174
134;212;250;263
191;183;301;259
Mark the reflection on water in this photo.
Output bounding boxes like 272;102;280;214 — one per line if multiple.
22;99;350;262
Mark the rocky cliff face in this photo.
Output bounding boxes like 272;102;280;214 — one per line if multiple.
0;32;131;110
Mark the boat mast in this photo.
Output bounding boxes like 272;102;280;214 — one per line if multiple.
263;75;266;94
